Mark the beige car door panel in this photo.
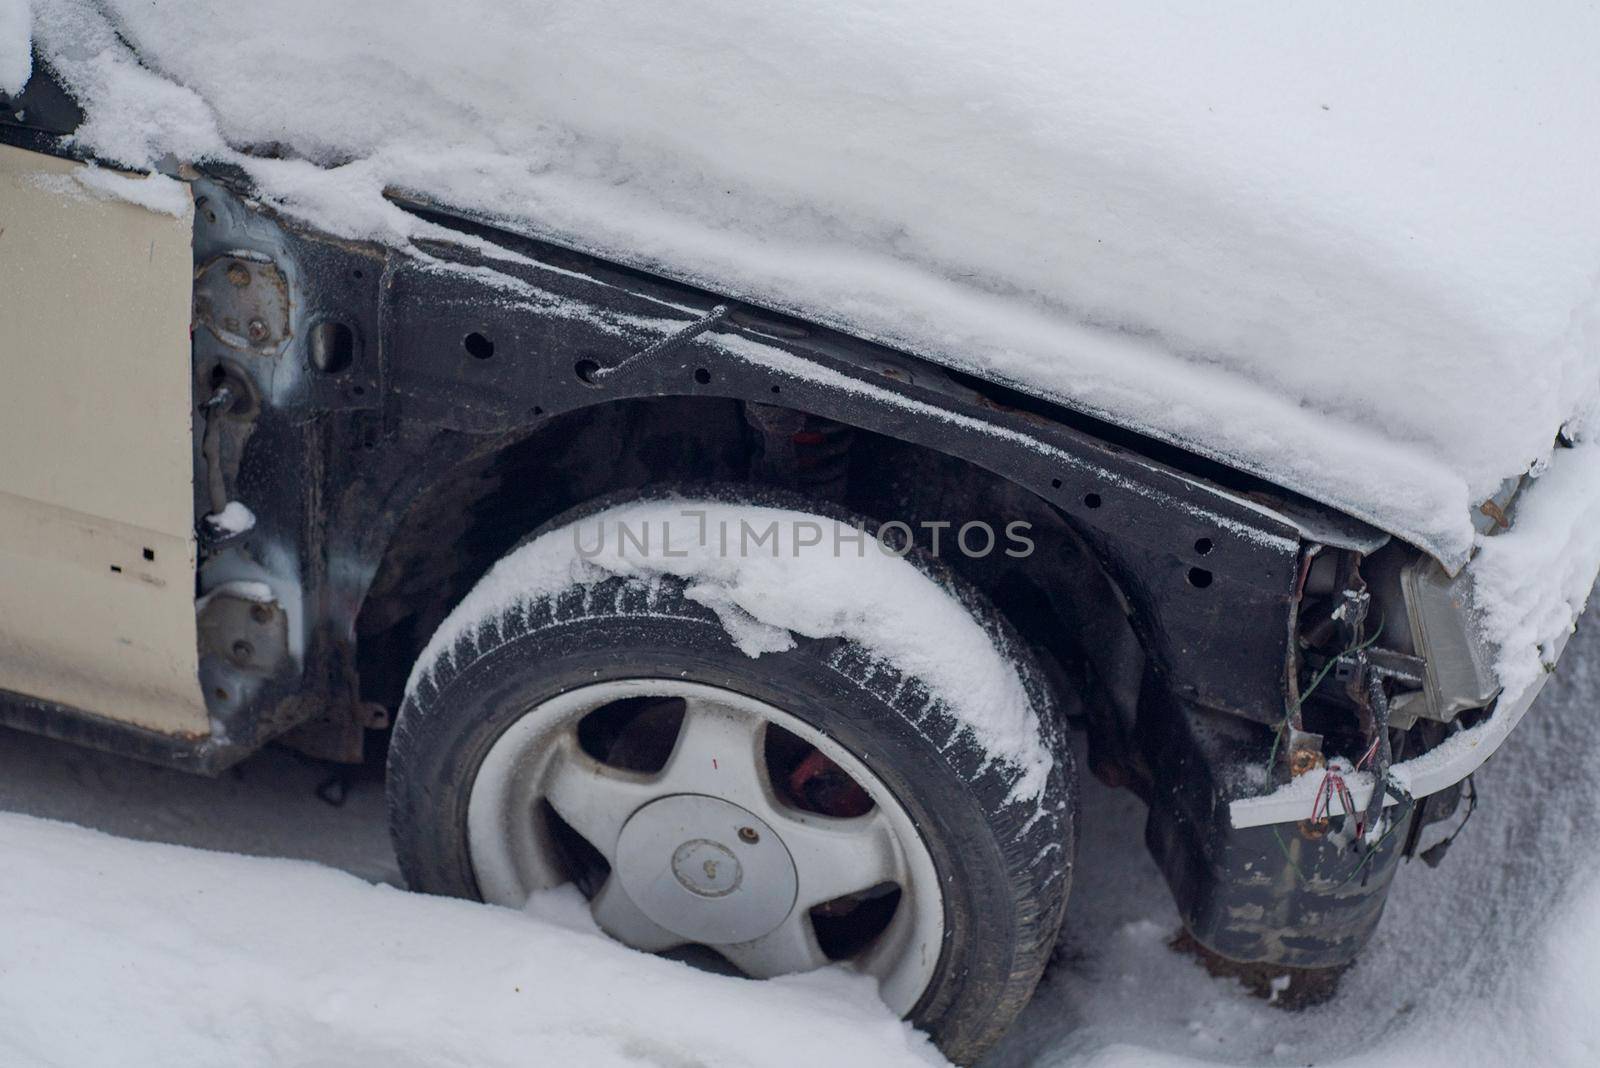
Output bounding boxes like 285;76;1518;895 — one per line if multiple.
0;143;208;736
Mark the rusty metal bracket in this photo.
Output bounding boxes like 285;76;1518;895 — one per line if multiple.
194;252;291;354
198;592;288;677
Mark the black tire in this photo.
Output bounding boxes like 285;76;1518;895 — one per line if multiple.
388;496;1075;1063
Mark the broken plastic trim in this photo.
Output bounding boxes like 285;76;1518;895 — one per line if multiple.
1230;625;1566;828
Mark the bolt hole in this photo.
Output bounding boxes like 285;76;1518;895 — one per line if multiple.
109;565;123;574
351;385;365;397
770;384;781;394
310;321;355;374
1083;492;1102;509
693;367;712;385
463;332;495;360
1050;477;1062;489
574;359;601;385
352;269;364;280
142;548;155;562
532;405;545;416
1187;567;1214;589
1194;537;1214;556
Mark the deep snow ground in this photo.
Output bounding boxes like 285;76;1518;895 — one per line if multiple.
0;813;942;1067
4;605;1600;1066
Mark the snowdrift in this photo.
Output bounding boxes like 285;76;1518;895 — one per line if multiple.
0;812;938;1067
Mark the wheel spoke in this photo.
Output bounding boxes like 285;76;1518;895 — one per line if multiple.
780;808;901;910
542;737;664;864
716;913;830;978
658;698;770;808
468;678;944;1015
589;874;685;953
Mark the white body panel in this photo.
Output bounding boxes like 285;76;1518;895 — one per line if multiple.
0;144;207;735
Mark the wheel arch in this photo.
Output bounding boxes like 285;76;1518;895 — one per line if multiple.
212;193;1324;769
350;393;1140;740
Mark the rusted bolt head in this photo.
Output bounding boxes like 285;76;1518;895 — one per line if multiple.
247;318;270;343
249;603;273;624
230;639;254;663
737;826;759;844
226;262;251;287
1289;747;1324;777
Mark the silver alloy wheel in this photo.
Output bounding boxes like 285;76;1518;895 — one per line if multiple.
467;678;944;1014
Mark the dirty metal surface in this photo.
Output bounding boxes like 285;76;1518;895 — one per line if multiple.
194;252;291;355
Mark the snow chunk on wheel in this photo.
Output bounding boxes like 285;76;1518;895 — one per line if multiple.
408;496;1054;804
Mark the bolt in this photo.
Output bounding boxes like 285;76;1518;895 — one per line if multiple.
230;639;254;663
737;826;759;844
246;318;270;343
1298;818;1330;841
1289;747;1324;777
226;262;251;287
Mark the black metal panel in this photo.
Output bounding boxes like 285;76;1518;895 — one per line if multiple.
1143;698;1413;968
367;222;1306;725
0;56;85;148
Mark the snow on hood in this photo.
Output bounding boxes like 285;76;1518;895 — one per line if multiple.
0;1;27;94
18;1;1600;570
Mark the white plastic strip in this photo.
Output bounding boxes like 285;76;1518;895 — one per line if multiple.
1229;627;1570;829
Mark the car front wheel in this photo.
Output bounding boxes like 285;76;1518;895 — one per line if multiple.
387;495;1074;1062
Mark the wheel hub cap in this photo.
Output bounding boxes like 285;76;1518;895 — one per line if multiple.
615;794;797;944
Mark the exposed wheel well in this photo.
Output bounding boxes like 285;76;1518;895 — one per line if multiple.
354;394;1144;736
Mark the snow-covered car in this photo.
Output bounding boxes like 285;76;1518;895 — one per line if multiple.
4;8;1599;1063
